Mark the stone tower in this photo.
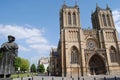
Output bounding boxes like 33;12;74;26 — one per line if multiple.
59;3;83;77
50;3;120;77
91;4;120;74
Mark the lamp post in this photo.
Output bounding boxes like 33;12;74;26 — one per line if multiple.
70;61;72;78
54;61;55;76
77;62;80;80
52;56;55;76
18;67;20;78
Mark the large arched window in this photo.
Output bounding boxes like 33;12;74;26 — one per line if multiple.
68;12;71;25
71;46;78;64
107;15;111;26
73;13;76;25
102;14;107;26
110;46;117;62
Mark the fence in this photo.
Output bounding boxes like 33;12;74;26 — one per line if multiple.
13;75;120;80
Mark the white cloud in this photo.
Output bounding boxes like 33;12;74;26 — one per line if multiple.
19;45;30;52
112;9;120;22
113;9;120;32
0;24;48;44
0;24;56;55
26;36;48;44
29;44;56;53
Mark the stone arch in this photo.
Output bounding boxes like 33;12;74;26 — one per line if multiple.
102;14;107;26
107;14;111;26
73;12;76;25
109;46;117;63
70;46;79;64
88;54;106;75
68;12;72;25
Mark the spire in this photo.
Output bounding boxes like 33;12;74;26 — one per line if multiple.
75;0;78;5
96;3;100;11
75;1;78;8
62;0;67;8
64;0;66;5
96;3;99;8
106;4;110;10
96;3;98;7
91;10;94;14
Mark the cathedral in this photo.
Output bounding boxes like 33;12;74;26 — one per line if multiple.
50;3;120;77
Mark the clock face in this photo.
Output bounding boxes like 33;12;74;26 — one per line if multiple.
87;40;95;49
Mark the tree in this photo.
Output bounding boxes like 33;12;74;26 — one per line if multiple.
13;57;30;72
47;66;49;73
38;64;45;73
20;58;30;72
30;64;36;72
14;57;21;71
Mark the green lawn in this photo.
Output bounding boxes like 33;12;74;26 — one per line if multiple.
11;73;37;79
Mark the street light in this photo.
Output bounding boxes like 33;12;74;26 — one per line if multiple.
18;67;20;78
52;56;55;76
77;62;80;80
54;60;55;76
70;61;72;78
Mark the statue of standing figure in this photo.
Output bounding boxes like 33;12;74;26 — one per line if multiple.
0;35;18;78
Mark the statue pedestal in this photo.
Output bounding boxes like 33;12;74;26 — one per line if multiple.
0;78;12;80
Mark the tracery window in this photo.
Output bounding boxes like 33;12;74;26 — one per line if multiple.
71;46;78;64
107;15;111;26
73;13;76;25
110;46;117;62
102;14;107;26
68;12;71;25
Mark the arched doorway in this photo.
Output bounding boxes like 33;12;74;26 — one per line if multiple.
89;54;106;75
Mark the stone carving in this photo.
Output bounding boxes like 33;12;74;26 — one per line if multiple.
0;35;18;78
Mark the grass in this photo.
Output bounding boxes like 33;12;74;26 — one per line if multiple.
11;72;38;79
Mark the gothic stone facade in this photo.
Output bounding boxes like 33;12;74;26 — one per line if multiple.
51;4;120;77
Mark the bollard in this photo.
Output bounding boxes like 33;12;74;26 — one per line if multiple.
115;76;117;80
104;77;106;80
83;78;84;80
32;76;33;80
42;77;44;80
94;77;96;80
72;77;74;80
62;77;64;80
28;78;31;80
52;77;54;80
21;77;23;80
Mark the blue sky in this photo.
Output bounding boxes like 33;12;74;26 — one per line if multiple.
0;0;120;65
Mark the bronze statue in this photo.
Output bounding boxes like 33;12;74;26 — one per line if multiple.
0;35;18;78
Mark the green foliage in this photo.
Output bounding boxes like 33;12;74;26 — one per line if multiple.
14;57;21;71
20;58;30;72
38;64;45;73
14;57;30;72
30;64;36;72
11;73;38;79
47;66;49;72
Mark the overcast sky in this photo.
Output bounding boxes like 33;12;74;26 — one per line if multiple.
0;0;120;65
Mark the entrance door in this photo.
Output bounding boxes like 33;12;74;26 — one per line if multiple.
89;54;106;75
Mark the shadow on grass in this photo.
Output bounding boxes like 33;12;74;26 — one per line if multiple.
11;73;38;79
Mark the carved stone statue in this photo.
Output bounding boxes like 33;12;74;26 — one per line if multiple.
0;35;18;78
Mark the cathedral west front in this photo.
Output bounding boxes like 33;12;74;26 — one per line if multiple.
50;3;120;77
